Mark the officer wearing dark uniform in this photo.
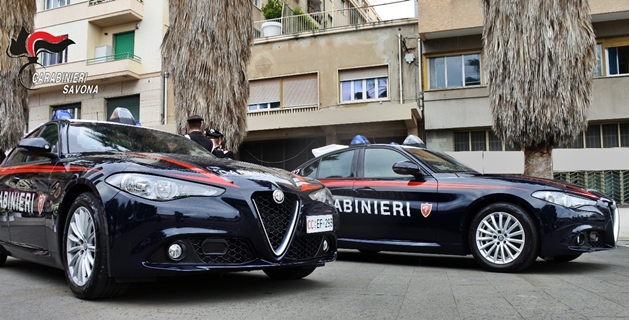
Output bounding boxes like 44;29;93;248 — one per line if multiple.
185;115;214;152
206;128;235;159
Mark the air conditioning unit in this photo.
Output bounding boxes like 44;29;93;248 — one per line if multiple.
94;44;112;58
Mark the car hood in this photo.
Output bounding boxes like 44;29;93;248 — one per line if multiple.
457;173;607;200
110;153;322;193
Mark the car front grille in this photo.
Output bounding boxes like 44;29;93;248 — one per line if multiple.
252;191;299;256
190;238;256;264
286;235;324;260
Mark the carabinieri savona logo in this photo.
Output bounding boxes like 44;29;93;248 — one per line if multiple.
7;26;98;94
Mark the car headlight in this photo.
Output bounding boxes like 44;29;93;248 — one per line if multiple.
531;191;596;208
106;173;224;201
309;188;334;206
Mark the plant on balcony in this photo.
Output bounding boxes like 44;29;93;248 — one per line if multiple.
261;0;284;20
292;7;319;31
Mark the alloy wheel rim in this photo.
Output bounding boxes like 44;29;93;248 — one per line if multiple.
66;206;96;286
475;211;525;265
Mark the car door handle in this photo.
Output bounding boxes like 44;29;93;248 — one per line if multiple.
356;187;375;192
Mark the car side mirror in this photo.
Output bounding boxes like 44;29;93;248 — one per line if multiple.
392;160;423;177
17;137;58;159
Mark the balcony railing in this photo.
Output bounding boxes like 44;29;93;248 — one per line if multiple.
89;0;143;5
86;52;141;65
247;105;320;117
253;6;380;39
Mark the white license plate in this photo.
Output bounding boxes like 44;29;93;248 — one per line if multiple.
306;214;333;234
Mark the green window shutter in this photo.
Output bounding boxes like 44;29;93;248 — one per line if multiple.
107;95;140;122
113;31;135;59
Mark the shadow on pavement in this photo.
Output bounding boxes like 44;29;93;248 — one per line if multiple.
337;249;614;275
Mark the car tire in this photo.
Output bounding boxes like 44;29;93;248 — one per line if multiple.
469;203;539;272
63;193;127;299
263;265;317;280
0;253;6;266
542;254;582;263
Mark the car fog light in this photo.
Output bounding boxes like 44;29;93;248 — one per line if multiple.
322;239;329;253
168;242;187;261
589;232;599;243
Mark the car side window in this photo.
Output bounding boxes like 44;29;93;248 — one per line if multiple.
26;124;59;163
301;160;320;178
316;150;355;179
363;148;413;179
3;126;46;165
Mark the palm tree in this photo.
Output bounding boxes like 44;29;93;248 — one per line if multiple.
482;0;596;178
161;1;253;152
0;1;36;153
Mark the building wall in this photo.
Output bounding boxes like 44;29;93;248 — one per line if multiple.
30;0;168;128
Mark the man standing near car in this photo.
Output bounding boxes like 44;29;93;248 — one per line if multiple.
206;128;235;159
185;115;214;152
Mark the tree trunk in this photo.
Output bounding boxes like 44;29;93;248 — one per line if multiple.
0;1;36;151
523;146;553;179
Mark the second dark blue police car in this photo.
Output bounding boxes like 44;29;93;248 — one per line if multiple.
293;135;620;272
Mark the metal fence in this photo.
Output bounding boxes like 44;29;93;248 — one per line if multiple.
554;170;629;206
85;52;141;65
253;7;379;39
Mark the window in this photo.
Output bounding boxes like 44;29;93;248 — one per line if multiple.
52;103;80;119
340;66;388;103
428;53;482;89
252;0;260;8
5;124;59;165
454;130;519;151
39;48;67;66
248;102;280;111
570;123;629;148
248;74;318;112
595;37;629;77
607;44;629;76
594;43;603;77
45;0;70;10
363;148;411;178
316;150;355;179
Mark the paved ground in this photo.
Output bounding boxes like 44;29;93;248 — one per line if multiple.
0;243;629;320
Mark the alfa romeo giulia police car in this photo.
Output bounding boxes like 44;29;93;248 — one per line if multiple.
0;119;338;299
293;135;620;272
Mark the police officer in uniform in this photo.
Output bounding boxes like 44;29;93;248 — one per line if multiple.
184;115;214;152
206;128;235;159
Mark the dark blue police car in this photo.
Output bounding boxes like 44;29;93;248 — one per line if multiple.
293;136;620;272
0;119;337;299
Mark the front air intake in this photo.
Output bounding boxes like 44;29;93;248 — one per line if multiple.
252;191;299;256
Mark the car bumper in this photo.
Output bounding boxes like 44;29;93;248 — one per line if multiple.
104;191;338;278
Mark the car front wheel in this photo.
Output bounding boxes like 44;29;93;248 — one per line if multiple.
263;265;317;280
469;203;539;272
63;193;127;299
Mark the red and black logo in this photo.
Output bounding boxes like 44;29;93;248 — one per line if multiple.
6;26;75;89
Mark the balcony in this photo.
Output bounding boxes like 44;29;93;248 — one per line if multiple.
30;54;142;92
253;6;381;39
87;0;144;28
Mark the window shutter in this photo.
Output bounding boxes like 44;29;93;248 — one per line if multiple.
248;79;280;104
339;66;388;81
283;74;318;107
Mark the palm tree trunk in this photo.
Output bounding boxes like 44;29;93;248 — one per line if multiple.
0;1;36;151
162;0;252;152
524;146;553;179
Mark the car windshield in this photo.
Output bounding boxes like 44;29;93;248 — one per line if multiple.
67;122;213;157
402;146;477;173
